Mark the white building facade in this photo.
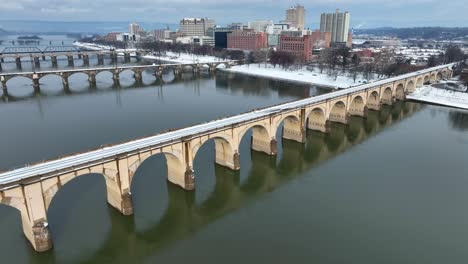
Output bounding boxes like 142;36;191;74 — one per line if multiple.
320;9;350;43
179;18;216;37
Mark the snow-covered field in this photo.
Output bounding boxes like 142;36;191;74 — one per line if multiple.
222;64;374;89
408;85;468;110
73;42;137;55
142;52;229;64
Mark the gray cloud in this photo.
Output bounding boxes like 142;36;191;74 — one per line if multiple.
1;0;467;28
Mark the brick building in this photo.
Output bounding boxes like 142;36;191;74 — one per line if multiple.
279;35;313;62
279;31;333;62
227;31;268;51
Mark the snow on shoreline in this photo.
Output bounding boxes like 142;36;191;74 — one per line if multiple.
73;42;137;55
222;64;373;89
142;52;229;64
407;85;468;110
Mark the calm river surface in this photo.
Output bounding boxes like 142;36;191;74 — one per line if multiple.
1;44;468;263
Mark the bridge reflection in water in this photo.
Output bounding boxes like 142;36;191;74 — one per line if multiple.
0;101;421;263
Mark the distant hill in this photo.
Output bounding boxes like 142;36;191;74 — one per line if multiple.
0;28;7;35
354;27;468;40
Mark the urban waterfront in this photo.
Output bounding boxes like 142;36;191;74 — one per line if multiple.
1;67;468;263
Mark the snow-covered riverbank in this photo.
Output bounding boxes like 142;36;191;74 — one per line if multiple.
142;52;228;64
73;42;137;55
222;64;374;89
408;85;468;110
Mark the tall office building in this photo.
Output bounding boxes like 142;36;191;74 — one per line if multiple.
285;5;306;30
129;22;140;36
320;9;350;44
248;20;273;32
179;18;216;36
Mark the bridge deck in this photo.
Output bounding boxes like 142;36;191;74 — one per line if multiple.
0;61;234;77
0;63;454;188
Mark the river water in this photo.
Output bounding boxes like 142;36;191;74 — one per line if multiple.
1;41;468;264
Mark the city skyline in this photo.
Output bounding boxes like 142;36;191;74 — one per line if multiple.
1;0;467;28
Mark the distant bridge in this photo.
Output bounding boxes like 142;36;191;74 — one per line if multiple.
0;63;454;252
1;45;90;54
0;48;134;70
0;61;237;94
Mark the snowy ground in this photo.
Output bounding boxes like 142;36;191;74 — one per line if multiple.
222;64;375;89
142;52;229;64
408;85;468;110
73;42;137;56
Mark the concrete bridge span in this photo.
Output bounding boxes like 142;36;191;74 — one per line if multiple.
0;61;236;95
0;50;135;71
0;63;454;252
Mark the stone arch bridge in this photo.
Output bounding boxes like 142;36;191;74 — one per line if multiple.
0;61;237;94
0;63;454;252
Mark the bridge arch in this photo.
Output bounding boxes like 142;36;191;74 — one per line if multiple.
191;135;238;171
129;149;187;191
274;114;305;143
423;75;430;84
238;123;275;155
396;83;406;99
442;70;450;79
39;73;63;81
406;81;416;93
430;73;437;83
349;95;365;117
367;91;380;110
416;77;423;88
5;75;33;85
329;100;347;124
45;173;112;256
5;76;35;96
437;71;443;81
307;107;327;133
381;87;393;105
216;63;227;69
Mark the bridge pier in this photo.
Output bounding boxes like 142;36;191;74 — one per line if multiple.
62;74;70;91
16;57;22;69
2;183;53;252
0;62;2;72
251;137;278;156
67;55;74;67
124;53;131;63
83;55;90;67
32;74;41;93
110;53;117;64
1;78;7;94
42;55;46;61
282;120;307;143
0;57;4;63
88;71;97;87
155;69;163;78
78;53;82;59
97;54;104;65
134;70;143;84
51;56;57;67
33;57;40;68
113;70;120;86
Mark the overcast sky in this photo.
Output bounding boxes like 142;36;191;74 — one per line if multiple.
1;0;467;28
